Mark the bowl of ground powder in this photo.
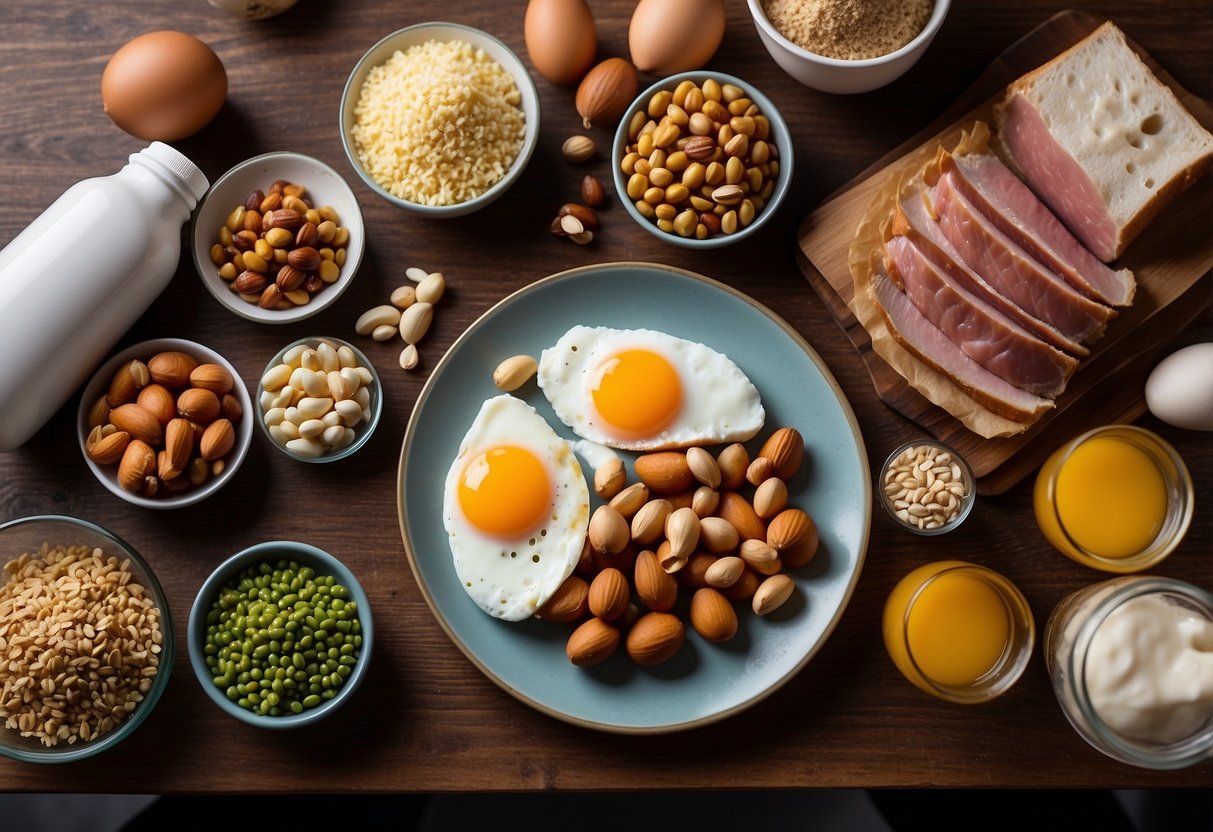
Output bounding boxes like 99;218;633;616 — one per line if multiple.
340;22;540;217
747;0;950;94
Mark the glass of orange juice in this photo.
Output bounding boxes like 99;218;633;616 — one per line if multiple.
883;560;1035;704
1033;425;1193;573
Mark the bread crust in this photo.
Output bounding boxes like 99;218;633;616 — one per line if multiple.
994;21;1213;260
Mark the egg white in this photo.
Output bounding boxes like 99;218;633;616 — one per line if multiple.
537;325;765;450
443;394;589;621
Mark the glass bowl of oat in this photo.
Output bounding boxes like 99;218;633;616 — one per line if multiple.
747;0;951;94
0;515;173;763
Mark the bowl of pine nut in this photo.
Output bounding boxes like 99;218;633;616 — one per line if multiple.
0;514;173;762
878;440;976;535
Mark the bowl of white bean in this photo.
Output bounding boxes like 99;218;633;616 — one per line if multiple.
256;336;382;463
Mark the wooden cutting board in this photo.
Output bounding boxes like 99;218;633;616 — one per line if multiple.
796;9;1213;495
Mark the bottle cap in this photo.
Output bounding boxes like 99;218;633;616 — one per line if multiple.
138;142;210;204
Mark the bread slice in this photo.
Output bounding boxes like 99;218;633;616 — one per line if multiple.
995;21;1213;262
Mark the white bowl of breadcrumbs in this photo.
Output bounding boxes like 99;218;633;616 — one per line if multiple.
747;0;951;94
340;22;540;217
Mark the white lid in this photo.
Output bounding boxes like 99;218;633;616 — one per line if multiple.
138;142;210;203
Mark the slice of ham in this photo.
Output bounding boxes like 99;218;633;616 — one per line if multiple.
894;194;1089;357
931;174;1114;344
997;92;1121;261
868;267;1053;423
884;236;1078;397
940;152;1135;306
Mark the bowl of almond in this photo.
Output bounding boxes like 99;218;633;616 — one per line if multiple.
77;338;255;509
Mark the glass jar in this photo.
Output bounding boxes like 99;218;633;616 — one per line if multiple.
1033;424;1193;573
882;560;1035;704
1044;576;1213;769
878;440;976;536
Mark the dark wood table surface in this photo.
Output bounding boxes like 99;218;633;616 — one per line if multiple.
1;0;1210;791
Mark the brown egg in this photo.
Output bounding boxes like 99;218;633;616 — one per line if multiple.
524;0;597;86
101;31;227;141
628;0;726;75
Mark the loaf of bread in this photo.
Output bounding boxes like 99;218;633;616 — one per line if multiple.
995;21;1213;262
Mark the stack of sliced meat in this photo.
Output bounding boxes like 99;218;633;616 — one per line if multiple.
869;123;1136;424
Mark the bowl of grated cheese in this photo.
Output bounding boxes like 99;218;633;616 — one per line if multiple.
747;0;951;94
339;22;541;218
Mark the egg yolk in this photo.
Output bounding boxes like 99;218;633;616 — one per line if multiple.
590;349;682;437
458;445;551;538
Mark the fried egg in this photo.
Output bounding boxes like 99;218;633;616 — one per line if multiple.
443;394;590;621
537;325;765;450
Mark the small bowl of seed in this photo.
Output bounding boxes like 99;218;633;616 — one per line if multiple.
190;151;365;324
611;70;793;249
0;514;173;762
187;540;372;728
256;336;382;463
878;439;975;535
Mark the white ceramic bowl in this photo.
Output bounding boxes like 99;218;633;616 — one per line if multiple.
78;338;255;509
339;22;540;218
190;151;365;324
747;0;951;94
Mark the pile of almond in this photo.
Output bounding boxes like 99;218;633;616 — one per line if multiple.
539;426;818;668
85;351;242;497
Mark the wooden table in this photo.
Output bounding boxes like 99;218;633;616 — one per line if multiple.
1;0;1209;791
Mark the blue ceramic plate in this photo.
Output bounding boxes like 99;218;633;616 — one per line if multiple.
398;262;870;734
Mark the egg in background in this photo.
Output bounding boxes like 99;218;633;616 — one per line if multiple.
1145;342;1213;431
537;325;765;451
524;0;597;86
629;0;727;76
101;30;227;142
443;394;590;621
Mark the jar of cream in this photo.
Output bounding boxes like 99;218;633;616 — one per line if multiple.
1045;575;1213;769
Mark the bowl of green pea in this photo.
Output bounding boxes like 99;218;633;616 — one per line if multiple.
187;540;372;728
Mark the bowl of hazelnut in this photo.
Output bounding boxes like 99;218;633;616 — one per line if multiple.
611;71;793;249
190;152;364;324
77;338;255;508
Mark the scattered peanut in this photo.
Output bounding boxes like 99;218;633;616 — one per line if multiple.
492;355;539;392
561;135;596;162
355;266;450;373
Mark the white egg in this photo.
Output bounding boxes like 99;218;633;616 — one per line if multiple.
1145;342;1213;432
443;394;590;621
537;325;765;450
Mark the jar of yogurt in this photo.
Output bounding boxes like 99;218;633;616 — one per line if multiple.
1045;575;1213;769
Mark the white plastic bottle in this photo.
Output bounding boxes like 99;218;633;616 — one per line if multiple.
0;142;208;452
